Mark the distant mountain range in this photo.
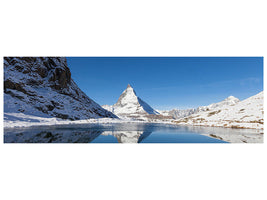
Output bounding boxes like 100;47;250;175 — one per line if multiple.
158;95;240;119
102;84;263;129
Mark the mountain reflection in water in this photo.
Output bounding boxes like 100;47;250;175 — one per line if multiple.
4;123;153;143
101;131;152;143
4;123;262;143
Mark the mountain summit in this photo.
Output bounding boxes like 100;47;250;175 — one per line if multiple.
102;84;159;118
197;95;240;112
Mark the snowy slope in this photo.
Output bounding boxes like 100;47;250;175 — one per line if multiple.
197;96;240;112
102;84;159;119
174;92;264;129
4;57;117;120
158;108;197;119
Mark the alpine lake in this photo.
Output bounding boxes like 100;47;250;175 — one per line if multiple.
4;123;263;143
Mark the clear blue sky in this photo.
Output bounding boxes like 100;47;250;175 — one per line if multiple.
67;57;263;110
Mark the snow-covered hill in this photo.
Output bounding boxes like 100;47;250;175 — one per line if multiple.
174;92;264;129
196;96;240;112
102;84;159;119
4;57;117;120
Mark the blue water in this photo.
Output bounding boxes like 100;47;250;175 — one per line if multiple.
3;123;245;143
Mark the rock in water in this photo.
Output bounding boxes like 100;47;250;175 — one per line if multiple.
4;57;117;120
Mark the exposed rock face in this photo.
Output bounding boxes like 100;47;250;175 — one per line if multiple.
4;57;117;120
102;84;160;119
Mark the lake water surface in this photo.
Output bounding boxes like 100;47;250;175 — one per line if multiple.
4;123;263;143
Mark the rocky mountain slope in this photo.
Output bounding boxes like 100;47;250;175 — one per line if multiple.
102;84;160;119
4;57;117;120
174;91;264;129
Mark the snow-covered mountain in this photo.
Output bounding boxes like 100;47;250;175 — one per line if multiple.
4;57;117;120
102;84;159;119
158;96;240;119
174;91;264;129
196;96;240;112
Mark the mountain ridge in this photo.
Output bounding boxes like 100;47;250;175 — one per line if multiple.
158;95;240;119
174;91;263;129
4;57;117;120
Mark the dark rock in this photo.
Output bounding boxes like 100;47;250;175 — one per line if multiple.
26;79;43;86
46;104;55;111
52;112;71;120
4;79;27;94
37;67;48;78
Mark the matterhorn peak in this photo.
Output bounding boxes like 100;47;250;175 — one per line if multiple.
125;84;136;94
102;84;159;118
125;84;136;93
